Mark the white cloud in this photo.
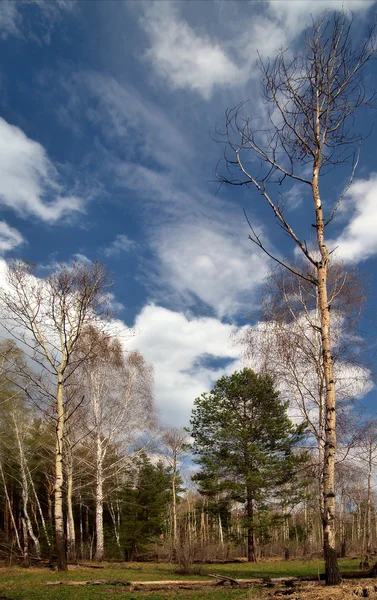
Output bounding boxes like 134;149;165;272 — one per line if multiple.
103;234;136;257
0;256;239;428
37;253;93;274
286;184;304;211
0;118;85;223
329;174;377;263
124;304;241;427
0;222;25;254
139;1;375;99
64;72;191;171
152;221;270;318
268;0;375;25
140;2;243;99
112;160;273;318
72;253;92;266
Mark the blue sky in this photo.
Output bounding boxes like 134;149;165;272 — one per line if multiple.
0;0;376;427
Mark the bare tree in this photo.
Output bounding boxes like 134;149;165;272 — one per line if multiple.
355;421;377;568
160;427;190;560
240;263;370;520
0;260;111;571
217;14;376;584
75;325;155;562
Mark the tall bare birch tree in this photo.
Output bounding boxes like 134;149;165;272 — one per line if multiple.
160;427;189;560
240;264;370;523
75;326;155;562
355;421;377;568
0;261;111;571
217;14;376;584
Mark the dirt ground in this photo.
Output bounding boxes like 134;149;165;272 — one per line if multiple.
265;580;377;600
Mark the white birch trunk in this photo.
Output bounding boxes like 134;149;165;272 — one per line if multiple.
13;418;40;558
94;442;104;561
27;463;51;549
313;151;340;583
92;373;104;562
55;373;67;570
66;440;76;561
0;462;22;553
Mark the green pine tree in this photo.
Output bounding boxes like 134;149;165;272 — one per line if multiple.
120;453;173;560
190;368;308;562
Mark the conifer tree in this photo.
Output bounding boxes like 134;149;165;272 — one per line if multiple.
190;368;307;562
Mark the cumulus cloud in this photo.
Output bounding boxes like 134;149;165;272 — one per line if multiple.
140;2;243;99
152;221;270;319
103;234;136;257
0;256;240;428
138;1;374;100
0;117;85;223
124;304;241;426
329;174;377;263
0;222;25;254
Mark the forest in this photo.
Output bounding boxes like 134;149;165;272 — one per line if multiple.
0;7;376;596
0;257;375;583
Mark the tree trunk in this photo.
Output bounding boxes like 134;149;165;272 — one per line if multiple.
0;462;22;553
14;418;41;559
171;453;177;561
45;472;53;522
55;374;67;571
247;494;256;562
27;464;51;551
313;159;341;585
109;502;122;556
365;443;372;566
340;494;346;558
218;512;224;547
66;441;76;562
21;516;29;567
94;437;104;561
79;498;84;560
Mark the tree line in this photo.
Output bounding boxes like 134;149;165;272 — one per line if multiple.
0;275;375;573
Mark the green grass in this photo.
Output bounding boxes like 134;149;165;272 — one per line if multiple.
204;557;359;579
0;558;364;600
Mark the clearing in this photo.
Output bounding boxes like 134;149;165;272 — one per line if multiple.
0;558;372;600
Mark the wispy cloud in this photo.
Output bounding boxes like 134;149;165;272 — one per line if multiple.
150;219;270;319
0;117;85;223
138;1;375;100
329;174;377;263
0;221;25;254
0;1;22;39
58;71;191;171
140;2;244;100
0;0;77;43
103;234;136;258
113;160;272;318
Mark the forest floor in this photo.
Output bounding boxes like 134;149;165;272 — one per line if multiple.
0;558;372;600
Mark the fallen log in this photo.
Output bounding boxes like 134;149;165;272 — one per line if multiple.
45;571;376;590
208;573;240;586
46;578;260;588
